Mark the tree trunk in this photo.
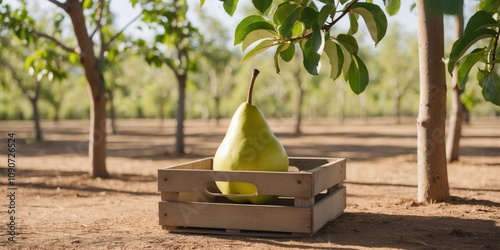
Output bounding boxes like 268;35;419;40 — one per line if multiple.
392;79;402;124
394;94;402;124
158;98;165;127
293;74;304;135
446;13;465;163
209;69;221;126
337;81;345;124
416;0;450;202
214;96;221;126
53;101;61;122
175;72;186;155
30;81;43;142
30;98;43;142
106;89;117;135
66;0;109;178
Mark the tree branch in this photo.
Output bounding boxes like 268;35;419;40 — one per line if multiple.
33;30;77;53
101;9;144;56
90;0;106;40
46;0;69;11
289;0;359;43
489;31;499;72
98;0;106;58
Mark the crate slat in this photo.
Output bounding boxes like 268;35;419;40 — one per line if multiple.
311;159;346;195
312;186;346;233
159;201;312;233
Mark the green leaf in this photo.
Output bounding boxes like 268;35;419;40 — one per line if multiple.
476;0;500;13
481;71;500;105
291;22;304;37
350;2;387;45
252;0;272;14
234;15;276;45
241;29;278;52
324;40;344;80
448;28;497;74
336;42;352;81
302;51;321;75
463;11;497;35
300;7;319;29
83;0;93;9
274;47;282;74
68;53;80;64
318;4;335;26
242;39;280;62
385;0;401;16
200;0;205;8
336;34;358;55
274;2;300;25
347;13;358;36
302;24;325;67
279;7;302;39
348;55;369;94
461;91;480;110
223;0;239;16
280;43;295;62
456;48;487;89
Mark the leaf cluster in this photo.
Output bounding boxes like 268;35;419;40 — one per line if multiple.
448;0;500;105
202;0;393;95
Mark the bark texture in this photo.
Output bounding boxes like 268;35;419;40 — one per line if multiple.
416;0;450;202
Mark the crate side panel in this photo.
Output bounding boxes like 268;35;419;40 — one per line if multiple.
311;159;346;195
159;201;312;233
158;170;313;197
312;187;346;233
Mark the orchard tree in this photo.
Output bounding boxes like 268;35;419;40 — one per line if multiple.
0;32;68;142
134;0;200;155
0;37;44;142
0;0;142;178
370;23;419;124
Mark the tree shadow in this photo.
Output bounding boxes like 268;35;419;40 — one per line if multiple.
346;181;500;196
0;167;158;196
201;212;499;249
20;181;158;196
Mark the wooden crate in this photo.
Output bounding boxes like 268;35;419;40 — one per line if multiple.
158;157;346;237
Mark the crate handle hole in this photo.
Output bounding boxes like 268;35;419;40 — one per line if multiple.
204;182;259;198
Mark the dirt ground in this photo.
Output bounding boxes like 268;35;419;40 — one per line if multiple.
0;117;499;249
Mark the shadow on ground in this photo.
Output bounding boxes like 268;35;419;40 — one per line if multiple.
208;212;500;249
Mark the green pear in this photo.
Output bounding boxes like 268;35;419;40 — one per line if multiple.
213;69;289;204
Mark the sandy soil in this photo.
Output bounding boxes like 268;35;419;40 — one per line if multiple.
0;117;499;249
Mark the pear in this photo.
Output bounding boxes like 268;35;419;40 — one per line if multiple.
213;69;289;204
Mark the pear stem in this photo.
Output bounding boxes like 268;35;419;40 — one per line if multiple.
247;69;260;105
